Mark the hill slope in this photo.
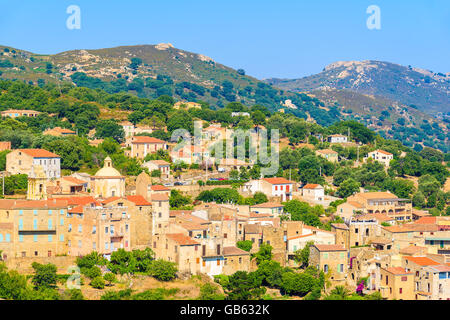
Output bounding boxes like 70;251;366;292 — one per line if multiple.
265;60;450;115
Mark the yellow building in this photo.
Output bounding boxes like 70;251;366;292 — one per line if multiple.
91;157;125;198
27;165;47;200
379;267;415;300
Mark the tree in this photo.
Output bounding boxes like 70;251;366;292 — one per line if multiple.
294;241;314;268
169;189;192;209
236;240;253;252
31;263;57;290
95;119;125;142
90;276;105;289
103;273;116;286
251;111;266;127
223;271;266;300
338;178;360;198
280;271;318;296
253;192;268;204
198;283;225;300
254;244;273;265
412;191;426;208
149;259;178;281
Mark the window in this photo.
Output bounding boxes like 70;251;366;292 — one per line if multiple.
59;234;64;242
105;227;108;234
93;242;96;249
217;259;220;266
68;224;72;232
48;235;52;242
33;219;38;230
323;253;328;259
48;219;53;229
78;224;82;233
324;264;329;273
60;218;64;226
399;288;403;294
18;219;23;230
78;240;82;248
105;242;109;250
401;276;408;281
33;235;38;242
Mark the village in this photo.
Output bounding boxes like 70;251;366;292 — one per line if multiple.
0;108;449;301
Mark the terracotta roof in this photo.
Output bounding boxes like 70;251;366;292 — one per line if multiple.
287;233;315;240
415;217;437;224
316;149;338;155
369;237;392;245
150;193;169;201
303;225;336;234
356;192;398;200
0;199;68;210
126;195;151;206
68;205;84;214
244;224;262;234
249;212;274;218
101;196;121;205
262;177;294;185
302;183;323;189
353;213;392;222
347;201;365;209
385;267;412;275
62;176;87;185
177;214;209;225
19;149;60;158
314;244;346;252
46;127;76;134
54;196;98;206
400;245;427;255
166;233;199;245
404;256;440;266
132;136;166;144
374;149;393;156
148;160;170;166
180;222;209;231
150;184;170;191
331;223;349;230
223;246;250;256
250;202;284;208
428;265;450;272
170;210;193;217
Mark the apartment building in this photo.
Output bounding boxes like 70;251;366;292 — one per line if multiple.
6;149;61;179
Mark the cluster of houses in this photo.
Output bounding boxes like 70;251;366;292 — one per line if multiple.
0;110;447;299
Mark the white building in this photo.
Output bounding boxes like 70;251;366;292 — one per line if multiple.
301;184;325;201
328;134;348;143
366;149;394;167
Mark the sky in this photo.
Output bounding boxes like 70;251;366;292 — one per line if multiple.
0;0;448;79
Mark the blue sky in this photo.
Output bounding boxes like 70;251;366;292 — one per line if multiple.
0;0;448;79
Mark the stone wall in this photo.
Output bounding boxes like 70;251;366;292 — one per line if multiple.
4;256;77;274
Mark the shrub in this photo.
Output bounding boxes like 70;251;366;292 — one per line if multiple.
90;276;105;289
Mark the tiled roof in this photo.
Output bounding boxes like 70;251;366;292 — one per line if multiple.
0;199;68;209
399;245;427;255
223;246;250;256
132;136;166;144
54;196;98;206
404;256;440;266
357;192;397;200
180;222;209;231
415;217;437;224
316;149;338;155
68;205;84;214
244;224;262;234
150;184;170;191
249;212;274;218
374;149;393;156
19;149;60;158
62;176;87;185
428;265;450;272
347;201;365;209
302;184;322;189
385;267;412;275
148;160;170;166
101;196;121;205
262;177;294;185
170;209;193;217
331;223;349;230
250;202;284;208
150;193;169;201
126;195;151;206
166;233;199;245
177;214;209;225
287;233;315;240
314;244;346;252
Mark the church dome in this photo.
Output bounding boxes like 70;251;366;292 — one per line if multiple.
95;156;122;177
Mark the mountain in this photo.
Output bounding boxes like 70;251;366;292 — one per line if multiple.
0;45;448;151
0;43;341;126
265;60;450;115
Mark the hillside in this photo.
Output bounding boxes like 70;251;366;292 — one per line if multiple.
0;44;340;126
0;45;448;151
265;60;450;116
